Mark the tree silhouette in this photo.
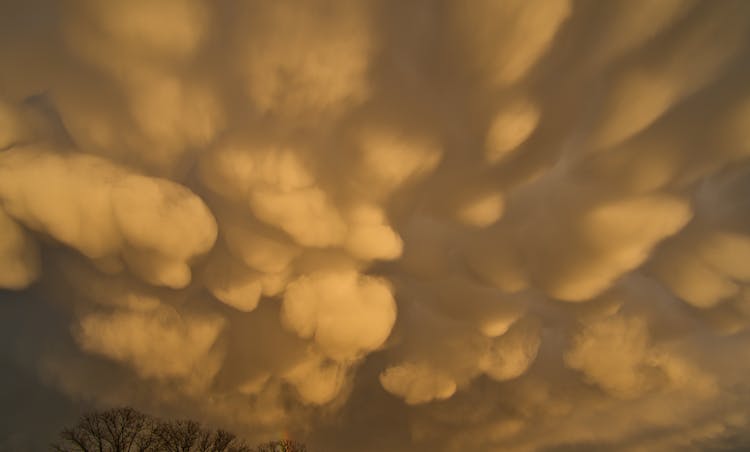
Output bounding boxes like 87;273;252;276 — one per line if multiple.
53;407;157;452
151;419;251;452
51;407;283;452
254;439;307;452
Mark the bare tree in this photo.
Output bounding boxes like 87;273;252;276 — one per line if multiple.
53;407;263;452
253;440;307;452
152;419;251;452
52;407;157;452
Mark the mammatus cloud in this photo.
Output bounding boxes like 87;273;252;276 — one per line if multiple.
0;147;217;288
2;0;750;451
0;207;39;289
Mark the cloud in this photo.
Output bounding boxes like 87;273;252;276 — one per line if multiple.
0;147;217;288
479;317;541;381
380;362;457;405
2;1;750;451
447;0;572;87
281;269;396;362
233;0;374;119
75;303;225;381
0;207;39;289
485;96;540;164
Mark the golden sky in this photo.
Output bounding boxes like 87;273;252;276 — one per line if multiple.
2;0;750;450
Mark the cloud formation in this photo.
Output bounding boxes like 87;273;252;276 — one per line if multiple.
2;0;750;451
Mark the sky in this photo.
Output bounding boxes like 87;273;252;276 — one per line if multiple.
2;0;750;451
